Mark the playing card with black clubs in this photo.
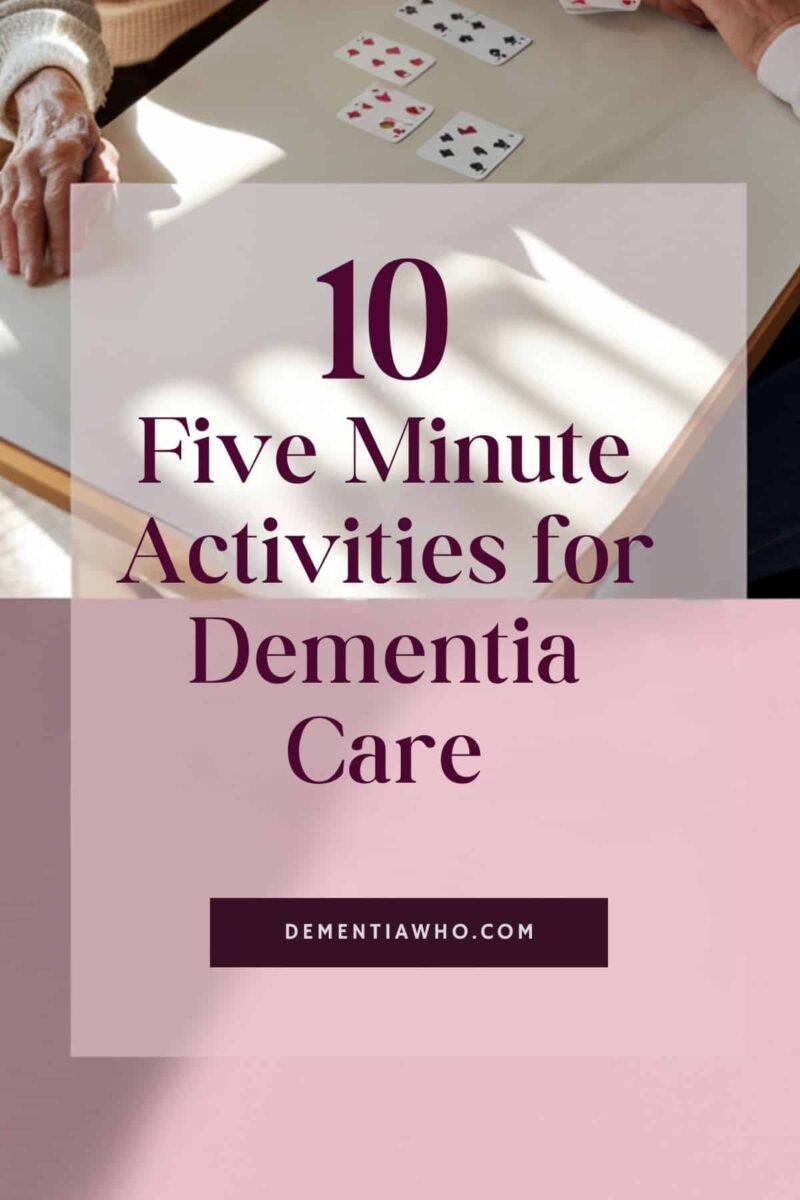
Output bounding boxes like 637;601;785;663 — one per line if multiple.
452;13;532;63
395;3;531;64
396;1;475;41
416;111;523;179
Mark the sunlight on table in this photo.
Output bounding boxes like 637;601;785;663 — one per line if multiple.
133;98;286;226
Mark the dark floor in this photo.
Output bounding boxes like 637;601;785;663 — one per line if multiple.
751;307;800;391
749;305;800;597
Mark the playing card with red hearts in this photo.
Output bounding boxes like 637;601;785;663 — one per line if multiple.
334;31;436;86
560;0;640;14
337;85;434;143
417;111;523;178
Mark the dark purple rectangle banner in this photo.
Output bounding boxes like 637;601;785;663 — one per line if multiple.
210;898;608;968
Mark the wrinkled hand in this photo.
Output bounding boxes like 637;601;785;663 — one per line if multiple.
0;67;119;285
644;0;800;71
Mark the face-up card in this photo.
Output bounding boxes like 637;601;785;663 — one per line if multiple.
446;14;532;63
417;111;523;178
338;85;434;143
334;31;436;85
560;0;640;12
396;1;477;41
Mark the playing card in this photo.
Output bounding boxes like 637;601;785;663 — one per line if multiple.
397;4;531;63
338;86;434;143
334;31;436;85
417;112;523;179
444;13;532;63
560;0;640;13
395;1;477;41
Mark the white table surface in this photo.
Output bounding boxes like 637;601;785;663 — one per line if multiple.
2;0;799;474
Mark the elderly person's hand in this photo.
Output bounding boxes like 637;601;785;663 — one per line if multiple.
0;67;119;286
644;0;800;70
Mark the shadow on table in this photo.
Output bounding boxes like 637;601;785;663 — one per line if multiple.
0;604;161;1199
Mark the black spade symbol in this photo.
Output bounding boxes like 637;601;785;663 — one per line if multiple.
493;138;510;150
433;21;447;31
470;162;486;173
440;132;454;142
459;34;473;42
440;149;455;158
450;11;465;20
473;145;487;156
489;48;505;59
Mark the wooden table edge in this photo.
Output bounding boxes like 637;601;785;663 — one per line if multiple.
748;263;800;373
0;436;71;511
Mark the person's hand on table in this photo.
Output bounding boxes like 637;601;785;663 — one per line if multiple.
0;67;119;286
644;0;800;71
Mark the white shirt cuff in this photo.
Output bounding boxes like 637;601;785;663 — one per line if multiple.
757;24;800;115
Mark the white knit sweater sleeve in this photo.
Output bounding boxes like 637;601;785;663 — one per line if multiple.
758;25;800;116
0;0;112;141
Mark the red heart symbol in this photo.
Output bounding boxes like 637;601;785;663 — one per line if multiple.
362;102;373;109
410;57;424;66
458;125;477;135
395;69;409;77
347;48;359;56
406;105;423;115
386;46;401;54
372;58;385;66
347;111;361;119
375;91;391;102
363;37;374;44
